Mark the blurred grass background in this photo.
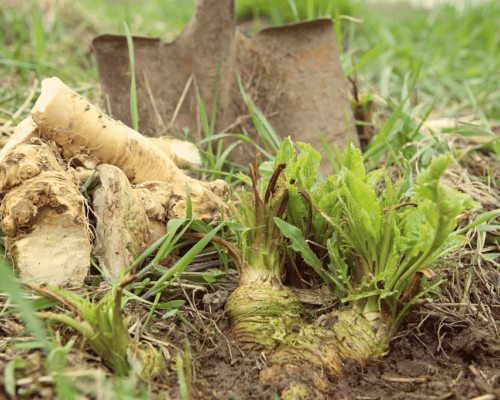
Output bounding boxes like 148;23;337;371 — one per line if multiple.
1;0;499;165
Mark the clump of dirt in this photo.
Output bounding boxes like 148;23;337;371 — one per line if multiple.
452;321;500;360
164;318;327;400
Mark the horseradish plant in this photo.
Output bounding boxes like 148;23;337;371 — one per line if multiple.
225;139;474;374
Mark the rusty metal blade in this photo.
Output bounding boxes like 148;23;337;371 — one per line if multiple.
92;0;358;174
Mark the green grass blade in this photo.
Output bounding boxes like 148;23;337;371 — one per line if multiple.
307;0;314;19
210;60;221;136
138;293;161;340
148;222;226;296
186;183;192;219
177;354;189;400
409;99;435;142
454;120;500;158
0;260;47;348
453;210;500;236
79;170;97;194
287;0;300;22
335;8;342;53
236;72;280;154
123;22;138;132
197;88;215;169
333;145;342;169
343;105;352;170
364;60;421;160
127;233;168;275
214;141;241;172
345;42;386;78
318;127;340;174
152;219;193;264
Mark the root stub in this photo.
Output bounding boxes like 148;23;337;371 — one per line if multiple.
0;117;65;197
225;280;304;350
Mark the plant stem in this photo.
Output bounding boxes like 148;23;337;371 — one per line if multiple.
378;205;393;274
176;310;201;336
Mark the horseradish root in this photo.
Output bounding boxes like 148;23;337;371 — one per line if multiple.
1;172;90;287
0;117;63;197
0;118;91;287
31;77;229;222
146;137;202;169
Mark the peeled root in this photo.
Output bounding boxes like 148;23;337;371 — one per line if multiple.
1;171;91;287
94;164;232;281
0;117;39;164
31;77;229;222
74;136;202;184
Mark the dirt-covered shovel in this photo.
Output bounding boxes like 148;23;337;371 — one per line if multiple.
92;0;358;174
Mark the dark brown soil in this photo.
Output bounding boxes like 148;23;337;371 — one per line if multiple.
162;311;500;400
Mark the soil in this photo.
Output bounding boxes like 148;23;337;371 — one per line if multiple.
152;307;500;400
1;263;499;400
2;252;499;400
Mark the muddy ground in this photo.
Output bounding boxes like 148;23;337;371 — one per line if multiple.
1;305;499;400
152;298;500;399
178;318;500;399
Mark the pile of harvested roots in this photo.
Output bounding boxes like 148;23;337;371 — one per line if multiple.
0;77;230;287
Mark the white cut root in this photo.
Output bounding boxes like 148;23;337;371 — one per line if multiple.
0;118;91;287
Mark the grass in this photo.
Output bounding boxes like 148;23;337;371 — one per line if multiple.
2;0;499;169
1;0;500;398
349;1;500;169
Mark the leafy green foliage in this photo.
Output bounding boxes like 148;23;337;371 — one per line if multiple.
273;138;476;337
38;282;135;376
273;218;330;285
46;339;78;398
